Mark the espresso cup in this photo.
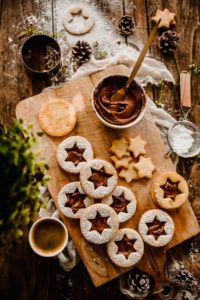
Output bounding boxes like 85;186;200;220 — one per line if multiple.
29;216;68;258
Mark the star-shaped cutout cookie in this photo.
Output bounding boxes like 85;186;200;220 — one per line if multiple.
151;9;176;29
119;162;138;183
128;136;146;158
133;157;156;179
110;155;132;169
146;217;166;240
65;143;86;166
111;192;129;213
109;137;129;159
115;235;136;259
65;188;86;213
88;167;112;189
89;212;109;234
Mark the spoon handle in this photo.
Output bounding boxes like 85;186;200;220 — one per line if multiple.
126;19;161;89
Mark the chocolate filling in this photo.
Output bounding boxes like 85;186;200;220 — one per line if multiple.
146;217;166;241
88;167;112;189
89;212;109;234
115;235;136;259
160;178;181;200
94;76;146;126
111;192;129;213
65;188;86;213
65;143;86;166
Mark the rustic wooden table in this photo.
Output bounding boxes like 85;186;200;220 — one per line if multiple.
0;0;200;299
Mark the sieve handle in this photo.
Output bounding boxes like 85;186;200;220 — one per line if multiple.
180;71;191;108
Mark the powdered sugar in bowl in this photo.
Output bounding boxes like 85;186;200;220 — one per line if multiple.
91;74;147;129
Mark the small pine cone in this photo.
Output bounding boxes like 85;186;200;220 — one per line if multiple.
174;267;198;293
128;269;151;295
158;30;179;54
72;41;92;64
118;15;135;35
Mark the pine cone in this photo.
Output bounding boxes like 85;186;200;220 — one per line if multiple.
72;41;92;64
158;30;179;54
118;15;135;35
174;267;198;293
128;268;151;295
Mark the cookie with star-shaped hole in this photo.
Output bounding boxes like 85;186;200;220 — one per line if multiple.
80;159;118;199
57;182;94;219
102;186;137;223
138;209;174;247
107;228;144;268
80;203;119;244
57;136;94;174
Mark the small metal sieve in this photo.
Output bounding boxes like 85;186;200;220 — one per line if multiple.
166;71;200;158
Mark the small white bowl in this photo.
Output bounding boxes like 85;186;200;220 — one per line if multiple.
91;74;147;129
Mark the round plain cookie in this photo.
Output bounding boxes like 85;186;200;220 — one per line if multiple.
58;182;93;219
138;209;174;247
102;186;137;223
151;172;189;210
39;99;76;137
62;5;95;35
107;228;144;268
80;159;118;199
80;203;119;244
57;136;94;174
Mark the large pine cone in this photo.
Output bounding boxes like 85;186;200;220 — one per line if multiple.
174;267;198;293
118;15;135;35
158;30;179;53
72;41;92;64
128;268;152;295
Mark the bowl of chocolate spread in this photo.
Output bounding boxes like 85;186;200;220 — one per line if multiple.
92;74;147;129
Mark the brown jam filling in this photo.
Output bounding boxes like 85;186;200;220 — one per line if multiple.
160;178;181;200
115;235;136;259
111;192;129;213
89;212;109;234
65;188;86;213
65;143;86;166
146;217;166;241
94;76;146;126
88;167;112;189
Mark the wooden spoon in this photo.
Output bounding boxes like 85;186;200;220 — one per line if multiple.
111;19;161;102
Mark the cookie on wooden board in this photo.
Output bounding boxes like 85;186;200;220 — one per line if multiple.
57;136;93;174
119;162;138;183
102;186;137;223
80;159;118;199
109;137;129;159
110;155;132;169
138;209;174;247
151;172;189;210
39;99;76;137
128;136;146;158
58;182;94;219
62;5;95;35
107;228;144;268
80;203;119;244
133;156;156;179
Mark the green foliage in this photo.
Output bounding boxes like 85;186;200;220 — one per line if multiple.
17;27;64;38
92;41;107;59
154;80;165;108
189;61;200;75
0;119;50;244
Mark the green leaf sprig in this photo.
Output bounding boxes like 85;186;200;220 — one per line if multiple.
154;80;165;108
0;119;50;244
189;61;200;75
92;41;107;60
17;27;64;38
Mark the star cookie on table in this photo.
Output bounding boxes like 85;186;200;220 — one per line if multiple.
151;9;176;29
119;162;138;183
133;157;156;179
109;137;129;159
110;155;132;169
128;136;146;158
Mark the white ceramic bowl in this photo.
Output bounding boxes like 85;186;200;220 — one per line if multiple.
91;74;147;129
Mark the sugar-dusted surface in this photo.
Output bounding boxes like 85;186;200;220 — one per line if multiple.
15;65;199;287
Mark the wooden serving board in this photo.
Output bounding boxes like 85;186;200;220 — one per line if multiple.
16;65;199;289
